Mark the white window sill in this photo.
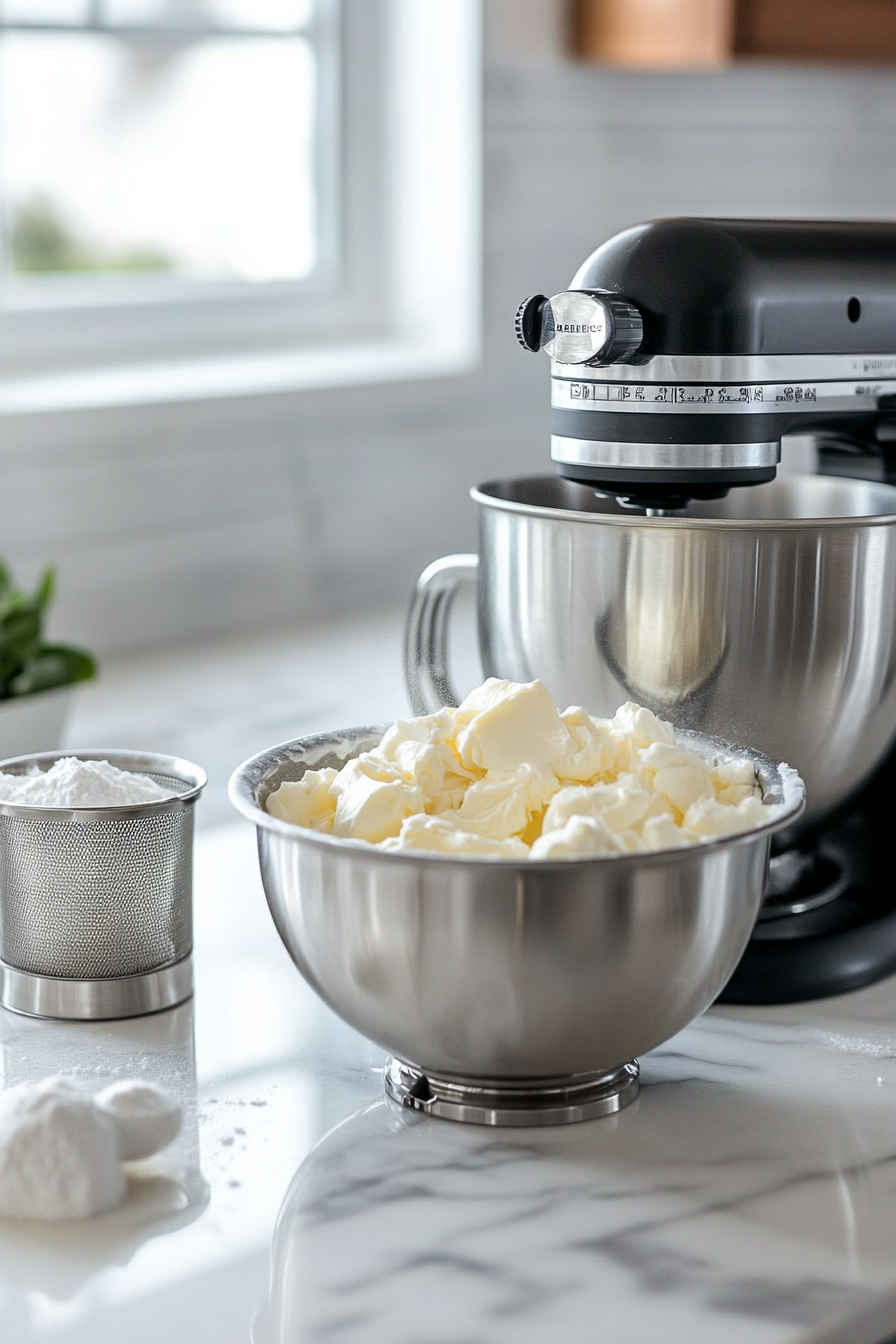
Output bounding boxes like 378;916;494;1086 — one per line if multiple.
0;332;480;417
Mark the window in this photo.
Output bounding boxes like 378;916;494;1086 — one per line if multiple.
0;0;481;409
0;1;326;293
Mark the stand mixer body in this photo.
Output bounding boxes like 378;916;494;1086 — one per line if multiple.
509;217;896;822
406;217;896;1001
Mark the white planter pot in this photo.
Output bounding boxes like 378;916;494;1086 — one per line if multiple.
0;686;73;763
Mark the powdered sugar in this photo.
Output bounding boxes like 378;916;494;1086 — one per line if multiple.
95;1080;182;1161
0;757;174;808
0;1077;182;1222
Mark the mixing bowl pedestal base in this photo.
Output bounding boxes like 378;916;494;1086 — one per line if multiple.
384;1057;640;1126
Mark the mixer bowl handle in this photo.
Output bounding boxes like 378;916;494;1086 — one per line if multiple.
405;554;479;714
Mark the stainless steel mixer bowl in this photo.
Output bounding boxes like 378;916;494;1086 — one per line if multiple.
229;726;804;1126
406;474;896;831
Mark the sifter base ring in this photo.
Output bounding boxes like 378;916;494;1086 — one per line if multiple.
0;954;193;1021
384;1056;639;1127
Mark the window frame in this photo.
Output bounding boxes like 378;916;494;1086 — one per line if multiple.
0;0;482;410
0;0;341;307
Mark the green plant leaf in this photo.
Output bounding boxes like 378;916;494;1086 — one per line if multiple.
0;608;42;694
35;567;55;613
0;560;97;698
11;645;97;697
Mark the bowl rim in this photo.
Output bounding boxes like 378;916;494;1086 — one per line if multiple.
228;723;806;870
472;473;896;529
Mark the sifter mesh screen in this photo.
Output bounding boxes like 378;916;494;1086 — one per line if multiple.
0;773;195;979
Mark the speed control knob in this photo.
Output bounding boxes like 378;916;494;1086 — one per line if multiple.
514;289;643;366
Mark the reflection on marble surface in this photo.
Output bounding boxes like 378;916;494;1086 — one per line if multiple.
257;1003;896;1344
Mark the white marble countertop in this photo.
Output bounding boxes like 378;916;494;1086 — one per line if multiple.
0;610;894;1343
3;820;896;1344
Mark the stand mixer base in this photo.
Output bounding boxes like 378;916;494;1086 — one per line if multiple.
718;906;896;1004
384;1057;640;1126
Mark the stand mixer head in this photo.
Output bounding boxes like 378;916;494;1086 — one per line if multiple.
516;218;896;509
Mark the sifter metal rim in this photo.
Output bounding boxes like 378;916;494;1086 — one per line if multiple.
0;749;206;821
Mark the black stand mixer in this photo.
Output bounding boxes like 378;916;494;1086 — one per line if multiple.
513;218;896;1004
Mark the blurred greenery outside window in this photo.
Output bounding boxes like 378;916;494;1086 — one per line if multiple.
0;1;325;291
0;2;481;407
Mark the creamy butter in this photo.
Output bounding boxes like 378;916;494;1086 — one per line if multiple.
329;755;425;845
454;678;570;772
266;767;338;831
264;678;786;859
370;710;473;806
530;814;630;859
382;814;529;858
556;706;629;784
455;764;557;842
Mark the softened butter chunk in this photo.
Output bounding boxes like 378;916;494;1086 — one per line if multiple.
683;793;770;838
382;814;529;857
455;764;557;841
639;742;714;814
454;678;572;771
542;778;653;836
710;758;762;806
530;814;629;859
330;755;426;844
266;768;338;830
612;701;676;749
556;706;630;783
371;710;474;806
642;813;691;849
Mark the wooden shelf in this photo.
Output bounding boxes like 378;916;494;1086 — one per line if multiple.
572;0;896;68
734;0;896;64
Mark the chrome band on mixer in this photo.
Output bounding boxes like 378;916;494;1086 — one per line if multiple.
551;436;780;470
552;352;896;383
551;374;896;415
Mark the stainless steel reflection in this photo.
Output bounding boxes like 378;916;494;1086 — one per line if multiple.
229;728;803;1125
0;956;193;1021
551;437;780;467
552;352;896;383
406;474;896;830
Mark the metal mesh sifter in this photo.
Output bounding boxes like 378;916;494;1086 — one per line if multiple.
0;750;206;1020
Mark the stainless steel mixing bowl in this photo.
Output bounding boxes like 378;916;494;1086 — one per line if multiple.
229;727;804;1127
406;474;896;831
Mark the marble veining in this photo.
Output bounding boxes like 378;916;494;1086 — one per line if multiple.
256;1003;896;1344
0;623;893;1343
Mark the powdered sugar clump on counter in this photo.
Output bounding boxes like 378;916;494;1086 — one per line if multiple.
0;757;173;808
0;1077;182;1221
